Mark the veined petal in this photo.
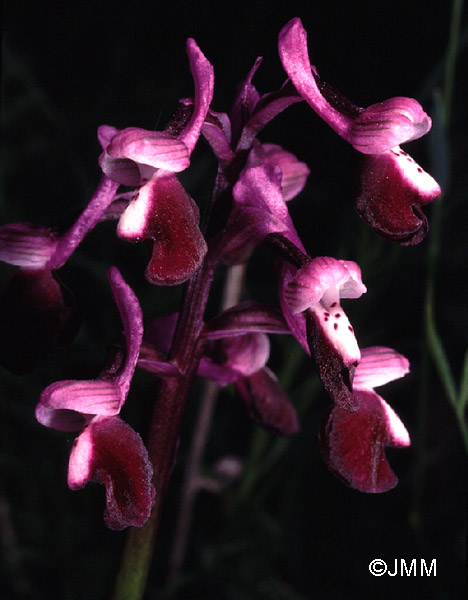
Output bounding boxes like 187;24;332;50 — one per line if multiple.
68;416;156;530
350;97;432;154
47;176;120;270
178;39;215;155
239;80;303;150
285;257;366;314
353;346;410;391
0;223;57;268
355;147;441;245
37;380;122;431
320;389;410;493
107;266;144;399
105;127;190;173
279;19;435;158
278;18;351;140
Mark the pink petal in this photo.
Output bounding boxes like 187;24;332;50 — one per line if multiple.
105;127;190;173
278;18;351;141
235;367;300;436
261;144;310;201
0;223;57;268
203;301;290;339
97;124;120;150
201;110;235;164
355;147;441;244
178;39;215;155
36;380;122;431
284;257;366;314
107;266;144;398
353;346;410;391
350;97;432;154
47;176;120;270
68;416;156;530
320;390;410;493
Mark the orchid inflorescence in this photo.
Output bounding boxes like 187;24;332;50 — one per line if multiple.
0;18;440;530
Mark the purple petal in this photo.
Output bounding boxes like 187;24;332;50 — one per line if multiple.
203;301;290;339
47;176;120;270
36;380;122;431
137;341;179;377
355;147;441;245
107;266;144;398
231;163;303;248
279;19;434;156
178;39;215;155
97;124;120;150
278;18;351;140
350;97;432;154
68;416;156;530
235;367;300;436
284;257;366;314
353;346;410;391
144;312;179;355
202;109;235;164
238;80;303;150
260;144;310;201
0;223;57;268
104;127;190;175
320;389;410;493
230;57;263;144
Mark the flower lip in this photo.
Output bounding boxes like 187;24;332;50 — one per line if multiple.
319;346;411;493
355;146;441;245
67;415;156;530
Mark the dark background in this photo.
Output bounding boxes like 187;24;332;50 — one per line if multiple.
1;1;467;598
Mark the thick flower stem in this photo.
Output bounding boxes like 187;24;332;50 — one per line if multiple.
112;264;214;600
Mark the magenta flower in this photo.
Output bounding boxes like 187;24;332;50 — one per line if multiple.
36;267;155;529
278;18;441;244
283;256;366;411
98;39;214;285
0;176;119;372
320;346;410;493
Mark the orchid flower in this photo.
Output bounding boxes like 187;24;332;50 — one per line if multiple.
0;175;119;372
35;267;155;529
278;17;441;244
98;39;214;285
320;346;410;493
283;257;367;412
